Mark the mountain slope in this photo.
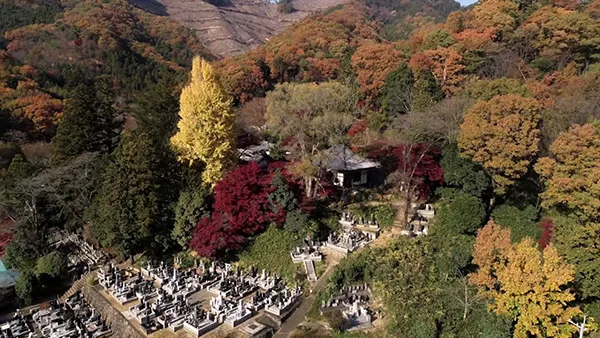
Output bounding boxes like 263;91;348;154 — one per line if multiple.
131;0;351;58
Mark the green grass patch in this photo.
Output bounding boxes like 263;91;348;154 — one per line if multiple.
238;226;304;284
315;260;327;278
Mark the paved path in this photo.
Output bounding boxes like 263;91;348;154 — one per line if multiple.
273;261;338;338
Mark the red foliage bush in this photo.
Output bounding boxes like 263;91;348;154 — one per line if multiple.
189;213;245;258
348;119;368;137
190;162;302;258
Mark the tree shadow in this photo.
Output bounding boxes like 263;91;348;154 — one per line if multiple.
127;0;168;16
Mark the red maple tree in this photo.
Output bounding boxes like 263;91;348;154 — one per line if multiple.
190;162;302;258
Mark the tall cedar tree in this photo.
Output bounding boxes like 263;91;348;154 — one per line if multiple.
380;63;414;115
135;77;181;144
90;131;175;258
52;84;116;161
171;57;235;188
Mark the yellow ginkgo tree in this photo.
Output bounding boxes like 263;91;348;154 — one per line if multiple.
171;57;235;187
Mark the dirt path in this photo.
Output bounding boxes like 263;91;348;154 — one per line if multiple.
273;200;409;337
273;259;339;338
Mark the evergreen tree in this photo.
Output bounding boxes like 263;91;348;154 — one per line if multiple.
90;131;176;258
15;270;35;306
380;63;414;115
268;170;298;214
135;77;180;144
171;57;235;188
412;70;443;112
440;145;490;198
52;84;116;161
172;181;212;249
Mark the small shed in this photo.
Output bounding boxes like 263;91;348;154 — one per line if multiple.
317;145;381;188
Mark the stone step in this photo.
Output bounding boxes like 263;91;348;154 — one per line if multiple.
59;272;95;302
303;260;317;282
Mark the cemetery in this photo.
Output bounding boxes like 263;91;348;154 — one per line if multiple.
54;233;108;270
320;284;374;331
0;310;32;338
0;203;434;337
324;211;381;256
0;291;111;338
404;203;435;236
92;260;303;337
289;242;322;282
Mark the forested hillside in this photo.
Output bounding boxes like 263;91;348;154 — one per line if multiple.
2;0;600;337
0;0;210;140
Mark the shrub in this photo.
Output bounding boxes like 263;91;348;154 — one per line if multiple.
324;310;346;331
347;204;397;228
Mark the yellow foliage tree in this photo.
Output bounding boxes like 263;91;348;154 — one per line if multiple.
470;221;584;338
472;0;519;33
171;57;235;187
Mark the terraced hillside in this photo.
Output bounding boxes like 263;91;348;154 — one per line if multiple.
130;0;350;58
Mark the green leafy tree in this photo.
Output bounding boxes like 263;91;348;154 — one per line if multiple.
491;204;540;243
552;215;600;301
463;78;532;101
283;210;318;239
434;191;486;236
412;70;443;112
52;84;117;161
3;233;40;271
420;28;456;51
35;251;66;279
15;270;35;306
373;237;445;337
380;63;414;115
268;170;298;213
172;184;212;249
266;82;356;197
440;145;490;198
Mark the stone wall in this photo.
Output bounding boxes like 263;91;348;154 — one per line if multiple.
81;285;145;338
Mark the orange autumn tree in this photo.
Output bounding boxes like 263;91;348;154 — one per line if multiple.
351;43;405;101
470;220;583;338
458;94;541;194
517;6;600;66
536;123;600;222
408;47;465;95
15;94;63;135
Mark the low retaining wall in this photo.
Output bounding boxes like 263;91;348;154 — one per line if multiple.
81;285;145;338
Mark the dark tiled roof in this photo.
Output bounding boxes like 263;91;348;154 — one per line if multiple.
317;145;379;171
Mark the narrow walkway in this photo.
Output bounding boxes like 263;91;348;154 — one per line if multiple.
273;261;338;338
